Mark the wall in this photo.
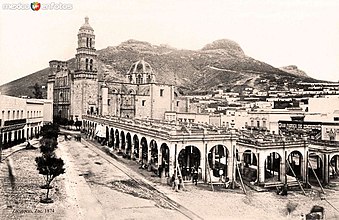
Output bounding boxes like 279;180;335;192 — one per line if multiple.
308;96;339;114
72;79;98;120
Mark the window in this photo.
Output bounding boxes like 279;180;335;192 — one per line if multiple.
90;38;92;48
13;110;15;119
136;75;142;84
86;58;89;70
86;38;89;47
90;59;93;71
263;121;267;128
176;101;179;107
257;121;260;127
142;100;146;106
21;110;23;119
2;111;4;120
160;89;164;97
17;110;19;119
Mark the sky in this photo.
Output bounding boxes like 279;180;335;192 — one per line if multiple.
0;0;338;85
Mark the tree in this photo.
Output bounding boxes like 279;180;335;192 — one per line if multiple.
35;156;65;203
39;138;58;157
40;123;59;140
32;83;43;99
36;123;65;203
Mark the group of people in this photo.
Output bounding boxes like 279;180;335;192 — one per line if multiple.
170;166;200;191
171;173;184;192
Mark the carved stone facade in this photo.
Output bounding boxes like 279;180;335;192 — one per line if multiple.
48;17;98;121
47;17;188;121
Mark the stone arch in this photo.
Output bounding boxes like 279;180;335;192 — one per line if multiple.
109;128;114;148
133;134;139;160
287;150;303;179
115;129;120;149
208;144;229;181
159;143;170;177
242;149;258;182
120;131;126;151
330;154;339;179
149;140;158;169
140;137;148;166
264;152;282;183
126;133;132;158
308;153;323;183
178;145;201;179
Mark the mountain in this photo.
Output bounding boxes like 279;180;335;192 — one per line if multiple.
279;65;308;77
0;39;322;97
0;68;49;98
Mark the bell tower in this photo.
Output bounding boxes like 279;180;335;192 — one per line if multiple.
72;17;98;120
75;16;97;77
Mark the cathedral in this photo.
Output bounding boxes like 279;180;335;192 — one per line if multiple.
47;17;189;121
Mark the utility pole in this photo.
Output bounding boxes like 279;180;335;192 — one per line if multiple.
0;141;2;162
0;131;2;162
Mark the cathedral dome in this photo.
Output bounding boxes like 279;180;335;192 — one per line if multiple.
128;60;153;74
79;16;94;33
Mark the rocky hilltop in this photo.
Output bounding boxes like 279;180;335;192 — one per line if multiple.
279;65;308;77
0;39;321;97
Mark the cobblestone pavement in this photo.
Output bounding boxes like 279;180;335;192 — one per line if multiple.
0;140;66;220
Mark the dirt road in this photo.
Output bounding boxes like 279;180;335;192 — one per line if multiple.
59;137;195;220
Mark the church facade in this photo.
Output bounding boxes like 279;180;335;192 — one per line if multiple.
47;17;189;122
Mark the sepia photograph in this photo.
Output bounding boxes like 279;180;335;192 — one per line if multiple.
0;0;339;219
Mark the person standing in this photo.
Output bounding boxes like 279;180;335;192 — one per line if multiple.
192;167;198;185
174;176;179;192
219;169;224;182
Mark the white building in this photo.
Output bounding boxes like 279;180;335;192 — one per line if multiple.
0;94;52;148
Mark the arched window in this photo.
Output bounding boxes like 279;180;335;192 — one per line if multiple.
86;58;89;70
137;75;141;84
90;59;93;71
86;38;89;47
90;38;92;48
